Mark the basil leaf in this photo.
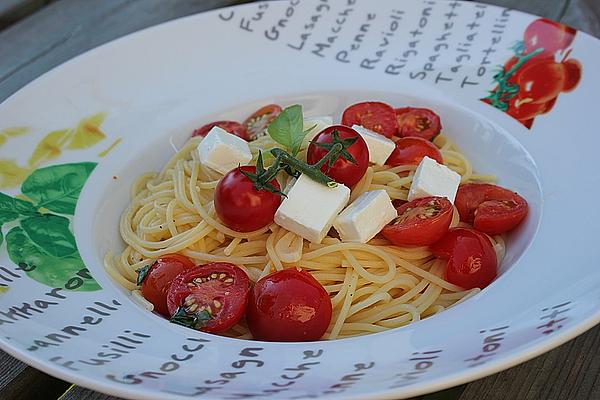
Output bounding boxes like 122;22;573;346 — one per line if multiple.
20;214;77;257
5;226;100;291
136;264;152;286
267;105;307;156
21;162;96;215
0;192;36;223
170;307;213;330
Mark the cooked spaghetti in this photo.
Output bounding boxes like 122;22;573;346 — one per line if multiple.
106;130;504;340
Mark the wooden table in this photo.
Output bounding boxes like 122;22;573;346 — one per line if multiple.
1;1;599;399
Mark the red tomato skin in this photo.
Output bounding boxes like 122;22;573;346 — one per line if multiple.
507;97;548;120
395;107;442;140
167;263;250;333
455;183;529;235
385;137;443;166
215;166;281;232
561;59;582;92
243;104;283;140
246;269;332;342
516;61;566;104
192;121;250;141
382;197;453;246
307;125;369;187
141;254;196;317
524;18;576;55
341;101;398;138
431;228;497;289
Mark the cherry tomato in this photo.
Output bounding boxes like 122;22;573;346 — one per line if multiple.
431;228;497;289
507;97;548;120
307;125;369;187
341;101;398;138
455;183;529;235
246;269;332;342
516;60;566;104
192;121;249;141
167;263;250;333
385;137;443;166
561;59;582;92
524;18;576;55
243;104;283;140
215;166;281;232
382;197;453;246
395;107;442;140
140;254;196;317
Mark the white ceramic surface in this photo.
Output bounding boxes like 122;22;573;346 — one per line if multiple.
1;1;599;399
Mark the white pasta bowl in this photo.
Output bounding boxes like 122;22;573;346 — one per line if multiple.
1;1;599;399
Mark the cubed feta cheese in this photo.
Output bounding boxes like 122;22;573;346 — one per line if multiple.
197;126;252;174
408;156;461;203
303;116;334;144
334;190;397;243
352;125;396;165
275;174;350;243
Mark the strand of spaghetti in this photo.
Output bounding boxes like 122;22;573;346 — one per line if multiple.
347;292;392;318
328;271;359;339
266;226;284;271
392;256;464;292
165;198;179;236
341;249;395;283
376;305;420;328
340;323;388;334
175;161;196;212
350;167;373;202
182;249;267;265
224;237;242;256
274;231;303;263
104;254;137;290
330;266;353;309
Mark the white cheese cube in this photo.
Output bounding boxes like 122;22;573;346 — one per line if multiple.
334;190;397;243
275;174;350;243
303;116;334;144
408;156;461;203
352;125;396;165
197;126;252;174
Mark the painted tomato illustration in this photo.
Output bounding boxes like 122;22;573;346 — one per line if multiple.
481;18;582;129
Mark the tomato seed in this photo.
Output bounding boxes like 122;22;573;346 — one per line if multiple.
211;273;218;279
214;300;221;308
219;273;226;279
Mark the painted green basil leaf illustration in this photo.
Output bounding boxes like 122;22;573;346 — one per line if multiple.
21;162;96;215
0;192;36;224
6;226;100;291
20;214;77;257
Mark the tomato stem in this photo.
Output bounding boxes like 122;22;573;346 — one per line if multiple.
271;144;342;188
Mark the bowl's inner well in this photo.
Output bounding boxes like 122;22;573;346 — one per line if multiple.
76;90;543;333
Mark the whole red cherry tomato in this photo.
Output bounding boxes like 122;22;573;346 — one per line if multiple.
455;183;528;235
341;101;398;138
167;263;250;333
382;197;453;246
215;166;281;232
192;121;249;141
246;268;332;342
140;254;196;317
395;107;442;140
561;59;582;92
307;125;369;187
524;18;576;55
385;137;443;166
243;104;283;140
431;228;497;289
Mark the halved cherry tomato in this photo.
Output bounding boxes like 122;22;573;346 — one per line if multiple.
562;59;582;92
140;254;196;317
167;263;250;333
215;166;281;232
192;121;250;141
455;183;528;235
385;137;443;166
307;125;369;187
341;101;398;138
243;104;283;140
395;107;442;140
382;197;453;246
431;228;497;289
246;268;332;342
524;18;576;55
